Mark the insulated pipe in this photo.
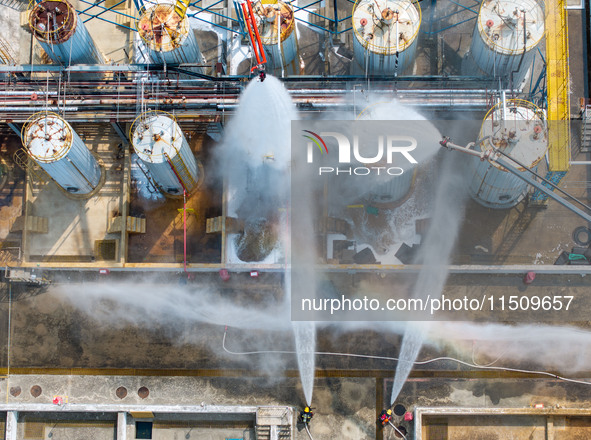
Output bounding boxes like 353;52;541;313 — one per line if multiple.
0;96;496;107
0;91;58;96
0;96;493;104
1;106;79;111
0;90;505;99
0;92;500;104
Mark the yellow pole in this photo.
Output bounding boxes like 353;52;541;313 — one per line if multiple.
546;0;571;171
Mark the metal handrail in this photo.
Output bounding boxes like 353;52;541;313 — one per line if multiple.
580;105;591;154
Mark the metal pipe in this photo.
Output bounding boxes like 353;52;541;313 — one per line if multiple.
82;0;127;23
183;190;188;276
189;0;227;17
78;0;136;20
333;0;338;32
277;10;285;77
494;156;591;223
0;91;57;96
287;89;506;95
390;89;507;94
0;64;496;81
439;139;484;158
75;8;136;31
188;13;242;34
66;157;96;190
0;107;79;111
188;2;240;24
0;95;495;106
0;89;502;98
509;9;528;89
494;148;591;212
447;0;477;14
441;139;591;224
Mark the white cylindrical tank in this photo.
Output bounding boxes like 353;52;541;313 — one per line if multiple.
468;99;548;208
137;4;202;66
29;0;103;65
331;148;416;206
362;170;415;205
337;102;438;206
468;0;544;83
352;0;421;74
253;0;298;73
131;111;199;196
22;112;101;194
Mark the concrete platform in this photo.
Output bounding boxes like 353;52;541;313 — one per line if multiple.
2;373;591;439
22;127;124;264
416;407;591;440
127;132;223;264
0;137;25;262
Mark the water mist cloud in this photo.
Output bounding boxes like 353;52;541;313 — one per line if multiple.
52;280;291;332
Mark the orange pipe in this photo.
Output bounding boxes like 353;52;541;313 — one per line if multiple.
246;0;267;65
241;1;266;67
241;3;261;65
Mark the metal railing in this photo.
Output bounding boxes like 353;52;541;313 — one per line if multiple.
0;37;17;65
581;105;591;154
0;0;28;11
13;149;50;183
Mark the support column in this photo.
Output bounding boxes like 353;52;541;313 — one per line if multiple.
119;141;130;264
117;412;127;440
110;120;129;146
6;122;21;136
546;415;554;440
269;424;278;440
6;411;18;440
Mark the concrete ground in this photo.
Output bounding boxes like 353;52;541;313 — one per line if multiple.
0;374;377;439
1;271;591;369
23;127;124;263
419;412;591;440
1;270;591;439
2;373;591;439
455;147;591;266
0;136;25;252
127;135;223;264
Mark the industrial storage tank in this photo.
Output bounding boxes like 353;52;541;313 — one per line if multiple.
467;0;544;84
22;112;102;195
137;4;202;66
317;104;441;263
29;0;103;65
332;102;439;207
352;0;421;74
468;99;548;208
253;0;298;74
131;111;200;196
360;170;415;205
